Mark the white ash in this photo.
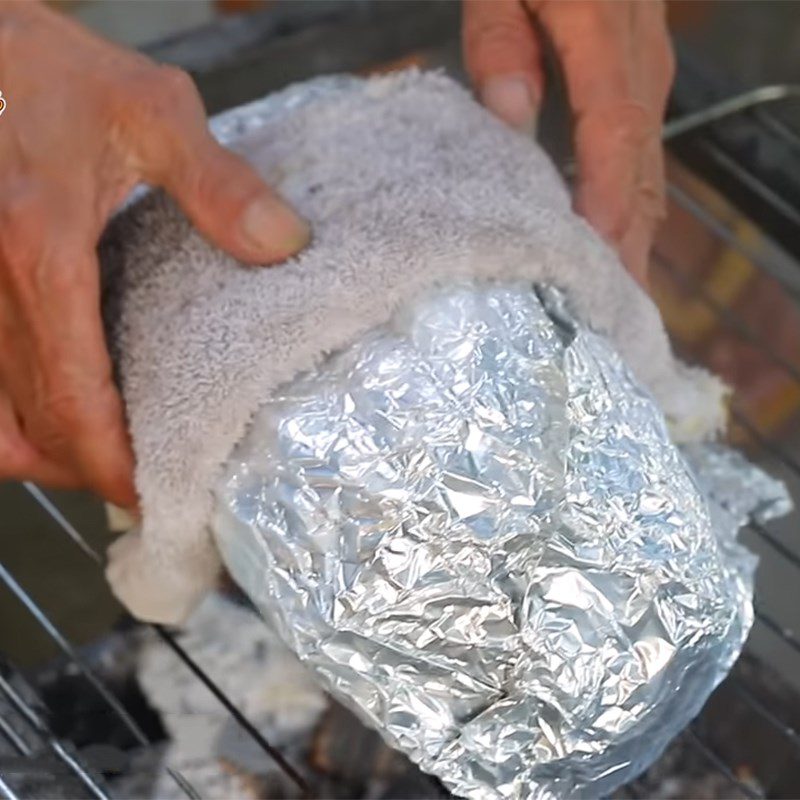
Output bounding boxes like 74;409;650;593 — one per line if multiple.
135;594;327;799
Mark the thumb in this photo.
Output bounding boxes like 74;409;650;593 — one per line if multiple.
160;132;310;265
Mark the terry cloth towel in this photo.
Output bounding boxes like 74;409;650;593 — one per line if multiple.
100;71;726;625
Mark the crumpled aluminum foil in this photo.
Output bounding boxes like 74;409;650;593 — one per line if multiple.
209;75;359;146
212;283;790;799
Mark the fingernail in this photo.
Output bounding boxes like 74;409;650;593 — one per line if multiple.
481;75;539;137
242;195;311;258
105;503;138;533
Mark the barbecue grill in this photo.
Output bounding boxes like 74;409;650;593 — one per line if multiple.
2;3;799;798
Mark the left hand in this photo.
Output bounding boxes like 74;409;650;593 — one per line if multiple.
462;0;675;286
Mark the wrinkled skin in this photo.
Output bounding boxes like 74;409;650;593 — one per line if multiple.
0;2;309;506
0;0;673;504
463;0;675;283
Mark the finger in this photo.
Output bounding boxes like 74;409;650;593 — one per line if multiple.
635;1;676;118
616;2;672;286
1;204;138;507
161;132;311;265
463;0;543;133
135;68;310;265
46;248;138;507
0;387;82;488
619;209;654;289
619;126;667;286
536;1;657;243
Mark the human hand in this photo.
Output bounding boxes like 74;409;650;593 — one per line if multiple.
463;0;674;285
0;2;309;507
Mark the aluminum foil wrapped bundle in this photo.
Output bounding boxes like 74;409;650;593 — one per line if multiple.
212;281;790;799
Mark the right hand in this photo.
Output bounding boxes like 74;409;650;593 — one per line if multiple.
463;0;674;286
0;1;310;507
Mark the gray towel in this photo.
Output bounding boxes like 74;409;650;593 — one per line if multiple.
100;71;726;624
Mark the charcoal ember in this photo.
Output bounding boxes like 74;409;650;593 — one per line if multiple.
310;704;448;799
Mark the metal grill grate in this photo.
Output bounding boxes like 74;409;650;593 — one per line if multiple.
2;85;800;799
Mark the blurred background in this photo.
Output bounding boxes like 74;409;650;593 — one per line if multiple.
2;1;800;798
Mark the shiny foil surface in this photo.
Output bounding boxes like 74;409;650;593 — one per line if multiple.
213;283;789;799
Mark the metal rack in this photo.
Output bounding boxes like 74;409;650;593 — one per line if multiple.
629;86;800;800
0;512;310;800
1;18;800;799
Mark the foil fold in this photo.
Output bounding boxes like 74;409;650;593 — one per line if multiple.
213;283;789;799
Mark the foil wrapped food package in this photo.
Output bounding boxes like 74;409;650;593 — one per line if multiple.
212;282;790;799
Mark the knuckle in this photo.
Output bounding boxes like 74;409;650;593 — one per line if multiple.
579;101;656;151
117;65;204;173
640;181;667;223
0;426;34;482
0;177;42;235
0;446;27;481
26;382;88;448
466;14;525;49
0;183;46;284
114;64;201;133
152;65;199;106
610;102;657;146
41;380;120;448
636;159;667;224
142;66;202;129
544;0;619;42
45;394;80;432
192;147;256;216
463;11;536;76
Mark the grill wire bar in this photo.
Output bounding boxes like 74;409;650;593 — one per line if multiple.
0;776;19;800
684;729;762;800
0;660;108;800
662;85;800;141
1;84;799;799
663;83;800;241
755;608;800;658
748;519;800;572
649;82;800;794
0;560;197;800
14;483;309;797
149;625;309;794
626;85;800;798
0;710;32;756
0;561;148;745
665;182;800;305
699;138;800;232
728;679;800;752
8;481;310;798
